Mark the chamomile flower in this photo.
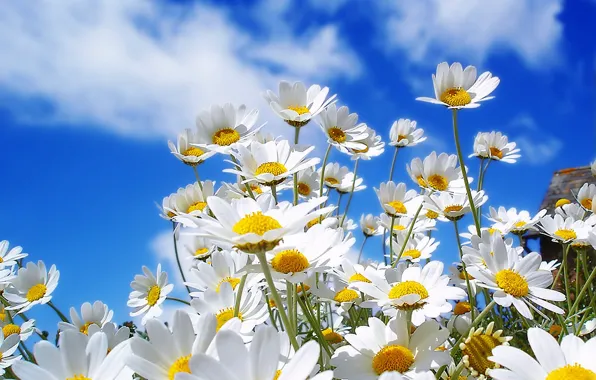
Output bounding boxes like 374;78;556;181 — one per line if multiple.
392;233;439;262
337;172;367;194
331;314;450;379
0;240;27;267
221;176;270;200
407;152;468;193
172;181;217;217
168;128;215;166
416;62;500;109
4;260;59;314
539;259;560;272
312;273;363;311
470;131;520;163
488;207;547;234
90;322;131;352
58;300;114;335
1;318;36;342
538;214;590;244
182;236;219;261
446;301;475;335
195;103;261;154
440;362;474;380
448;264;477;296
264;81;337;128
360;214;382;237
226;140;319;186
318;104;369;152
320;162;349;189
459;322;512;379
379;214;436;237
186;250;253;294
576;183;596;210
0;332;19;376
424;190;487;221
375;181;423;217
389;119;426;148
489;327;596;380
294;167;322;199
348;127;385;160
332;259;378;286
159;192;178;221
127;264;173;325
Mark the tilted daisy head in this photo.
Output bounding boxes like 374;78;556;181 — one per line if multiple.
318;104;368;152
58;300;114;335
460;322;512;379
470;131;520;163
577;183;596;211
186;250;253;294
539;213;590;244
389;119;426;148
4;260;59;314
173;181;216;217
127;264;173;325
360;213;382;237
348;127;385;160
424;190;487;221
392;233;439;263
294;167;322;199
168;128;215;166
407;151;468;193
319;162;350;189
375;181;422;218
0;240;28;268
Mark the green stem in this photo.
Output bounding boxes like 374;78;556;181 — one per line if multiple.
453;221;476;319
265;294;278;330
357;237;368;263
192;166;204;192
271;184;278;203
389;216;396;264
172;222;192;295
298;291;333;357
340;159;360;227
551;244;570;290
318;144;332;199
166;296;191;306
562;245;573;313
569;256;596;317
230;155;256;199
293;127;301;205
335;193;343;216
233;274;248;317
392;204;424;267
389;147;399;182
47;301;69;323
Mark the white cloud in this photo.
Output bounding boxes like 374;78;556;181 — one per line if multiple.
509;114;563;165
150;228;194;290
0;0;360;138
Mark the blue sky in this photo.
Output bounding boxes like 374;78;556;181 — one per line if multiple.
1;0;595;327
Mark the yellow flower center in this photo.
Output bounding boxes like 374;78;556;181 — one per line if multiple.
216;277;241;292
488;227;500;235
212;128;240;146
426;210;439;219
371;345;415;374
549;324;562;338
26;284;47;302
489;147;503;159
186;201;207;213
297;182;311;196
555;198;571;208
242;183;263;195
397;134;407;142
554;229;577;241
325;177;339;185
215;308;242;331
166;211;176;218
2;324;21;338
546;364;596;380
0;310;6;322
462;334;501;375
146;285;161;306
454;301;472;316
495;269;529;297
581;198;593;210
444;205;463;213
322;328;343;344
273;370;283;380
459;270;474;280
270;249;310;274
288;105;310;115
439;87;472;107
352;144;369;154
427;174;448;191
168;355;191;380
255;162;288;177
79;322;96;335
66;376;91;380
297;284;310;294
194;247;210;257
393;225;406;231
328;127;347;143
514;221;527;228
306;217;321;229
388;281;429;301
232;212;282;236
349;273;371;283
334;288;359;303
416;175;427;187
182;147;205;157
386;201;407;215
0;257;3;263
403;249;422;259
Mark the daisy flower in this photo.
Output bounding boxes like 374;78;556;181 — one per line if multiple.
379;214;436;238
348;127;385;160
90;322;130;352
331;314;450;379
195;103;261;154
538;214;590;244
465;236;565;319
446;301;475;335
0;240;27;267
459;322;512;379
424;190;487;221
440;362;474;380
407;152;468;193
4;260;59;314
389;119;426;148
173;181;218;217
416;62;500;109
186;250;253;294
58;300;113;335
337;172;367;194
264;80;337;128
376;181;423;218
489;327;596;380
127;264;174;325
333;259;378;285
487;207;547;234
0;332;20;376
159;191;178;221
182;236;219;261
318;104;369;152
168;128;215;166
1;318;36;342
221;176;270;200
319;162;349;189
252;130;278;143
391;233;439;263
576;183;596;210
311;273;363;311
539;259;560;272
294;167;322;199
226;140;319;187
470;131;520;163
360;214;382;237
354;261;466;326
448;263;477;296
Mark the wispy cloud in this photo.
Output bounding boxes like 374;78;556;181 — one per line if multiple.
509;113;563;165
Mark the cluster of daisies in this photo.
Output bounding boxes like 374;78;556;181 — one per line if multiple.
3;62;596;380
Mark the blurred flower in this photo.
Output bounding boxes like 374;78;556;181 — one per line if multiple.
348;127;385;160
389;119;426;148
424;190;487;221
59;301;113;335
318;104;368;152
460;322;511;378
168;128;215;166
407;152;469;193
5;261;59;314
0;240;28;268
360;214;382;237
470;131;520;163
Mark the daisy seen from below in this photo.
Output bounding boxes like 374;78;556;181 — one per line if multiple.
168;128;215;166
392;233;439;263
538;213;590;244
337;171;367;194
576;183;596;210
348;127;385;160
182;236;219;261
407;152;468;193
470;131;521;163
459;321;512;379
58;300;113;335
389;119;426;148
487;207;547;234
195;103;261;154
0;240;28;267
489;327;596;380
416;62;500;109
4;260;59;314
225;140;319;187
424;189;488;221
318;104;368;152
331;314;450;379
91;322;130;352
319;162;349;189
360;214;382;237
221;176;269;200
172;181;218;217
185;250;253;294
376;181;423;218
1;317;36;342
264;80;336;128
294;167;322;199
379;214;436;238
127;264;173;325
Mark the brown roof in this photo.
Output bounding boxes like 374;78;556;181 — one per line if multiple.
539;166;595;211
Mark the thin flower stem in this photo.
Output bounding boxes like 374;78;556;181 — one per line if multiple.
389;147;399;182
192;166;204;192
551;244;570;289
392;204;424;267
230;155;256;200
293;127;301;205
286;281;294;329
318;144;332;199
335;192;343;216
389;216;396;264
340;158;360;227
233;274;248;317
172;222;192;295
562;245;573;313
47;301;70;323
271;184;278;203
450;300;496;358
264;294;279;330
166;296;191;306
357;237;368;263
298;290;334;357
19;342;36;364
569;256;596;317
453;221;476;319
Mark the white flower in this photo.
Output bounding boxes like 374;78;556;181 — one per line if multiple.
348;127;385;160
294;167;322;199
389;119;426;148
539;259;560;272
311;273;362;311
186;250;254;294
127;264;174;325
91;322;130;352
195;103;261;154
5;260;59;314
337;172;367;194
264;81;337;128
576;183;596;210
407;151;469;193
318;104;369;152
59;300;114;335
447;301;475;335
172;181;218;217
168;128;215;166
226;140;319;186
182;236;220;261
459;322;512;378
375;181;423;218
470;132;520;163
360;214;382;237
331;314;450;379
391;233;439;263
332;259;379;286
487;207;546;234
0;318;36;342
379;214;436;237
489;327;596;380
0;241;28;268
221;176;271;200
448;263;477;296
319;162;349;189
539;214;590;243
0;332;19;376
424;190;487;221
416;62;500;109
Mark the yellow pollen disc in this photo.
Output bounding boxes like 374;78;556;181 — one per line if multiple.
255;162;288;177
270;249;310;274
79;322;96;335
416;175;427;187
426;210;439;219
273;370;283;380
495;269;529;297
459;270;474;280
268;299;276;308
397;134;407;142
546;364;596;380
514;221;527;228
435;345;448;351
489;147;503;159
242;183;263;195
186;201;207;213
334;288;359;303
2;324;21;338
296;284;310;294
288;105;310;115
306;217;321;228
462;334;501;375
555;198;571;208
66;375;92;380
439;87;472;107
349;273;371;283
487;227;500;235
581;198;593;210
393;225;406;231
427;174;448;191
215;308;242;331
549;324;562;337
325;177;339;185
352;145;369;154
194;247;210;257
388;281;429;300
166;211;176;218
168;355;191;380
232;211;282;236
322;328;343;344
328;127;347;143
212;128;240;146
372;345;414;374
146;285;161;306
26;284;47;302
386;201;407;215
454;301;472;316
297;182;311;196
0;257;3;263
403;249;422;259
444;205;463;213
182;147;205;157
216;277;241;292
0;310;6;322
554;229;577;241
